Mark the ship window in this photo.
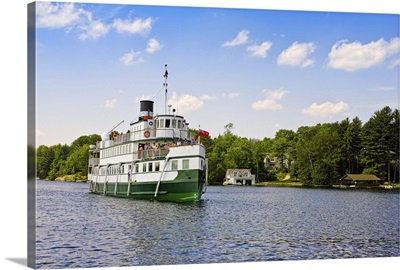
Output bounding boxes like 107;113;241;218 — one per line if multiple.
166;119;170;128
177;120;181;129
135;163;139;173
171;160;178;170
159;119;164;128
148;162;153;172
182;159;189;170
155;162;160;171
142;163;147;172
172;119;176;128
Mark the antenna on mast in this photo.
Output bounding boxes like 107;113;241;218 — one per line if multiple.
163;64;168;114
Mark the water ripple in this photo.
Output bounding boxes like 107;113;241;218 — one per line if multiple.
36;181;400;268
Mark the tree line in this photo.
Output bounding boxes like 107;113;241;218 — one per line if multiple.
36;106;399;186
36;134;101;180
203;106;399;185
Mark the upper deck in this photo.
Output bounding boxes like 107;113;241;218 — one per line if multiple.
95;127;196;149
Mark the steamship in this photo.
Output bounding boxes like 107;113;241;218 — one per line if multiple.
87;66;208;202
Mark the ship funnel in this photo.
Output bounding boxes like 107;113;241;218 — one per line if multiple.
139;100;154;120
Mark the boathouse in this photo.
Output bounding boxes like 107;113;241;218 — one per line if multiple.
339;174;381;188
223;169;255;186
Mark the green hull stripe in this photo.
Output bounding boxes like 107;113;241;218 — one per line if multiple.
89;169;206;202
131;191;168;195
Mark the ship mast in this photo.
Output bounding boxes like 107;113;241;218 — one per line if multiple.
163;64;168;114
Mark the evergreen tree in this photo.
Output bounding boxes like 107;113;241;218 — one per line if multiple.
361;106;395;180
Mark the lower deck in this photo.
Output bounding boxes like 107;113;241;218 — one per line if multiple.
88;177;206;202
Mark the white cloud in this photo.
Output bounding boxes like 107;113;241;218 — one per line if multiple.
112;18;154;35
119;50;144;65
327;38;400;71
251;88;288;110
200;94;217;101
105;99;117;109
247;41;273;58
302;101;349;117
221;92;240;99
277;42;316;68
79;19;110;40
36;2;82;28
222;30;249;47
167;92;204;113
36;129;46;136
146;38;162;54
36;2;155;40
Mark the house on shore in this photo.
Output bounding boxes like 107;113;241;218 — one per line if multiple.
264;154;290;171
337;174;381;188
223;169;255;186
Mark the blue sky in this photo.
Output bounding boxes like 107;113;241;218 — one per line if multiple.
35;1;399;146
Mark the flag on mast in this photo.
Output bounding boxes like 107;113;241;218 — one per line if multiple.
199;129;209;137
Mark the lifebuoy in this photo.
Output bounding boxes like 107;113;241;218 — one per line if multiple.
144;130;150;138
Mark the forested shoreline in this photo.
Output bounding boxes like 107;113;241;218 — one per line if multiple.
35;106;399;186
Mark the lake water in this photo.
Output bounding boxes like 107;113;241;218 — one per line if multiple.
35;180;399;269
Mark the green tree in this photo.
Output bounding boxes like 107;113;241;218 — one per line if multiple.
295;124;344;186
342;117;363;174
70;134;101;151
294;126;317;185
65;144;91;177
48;144;70;180
270;129;296;172
225;137;253;169
207;124;238;183
312;123;344;185
361;106;396;180
36;145;54;179
250;138;270;182
391;109;399;182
